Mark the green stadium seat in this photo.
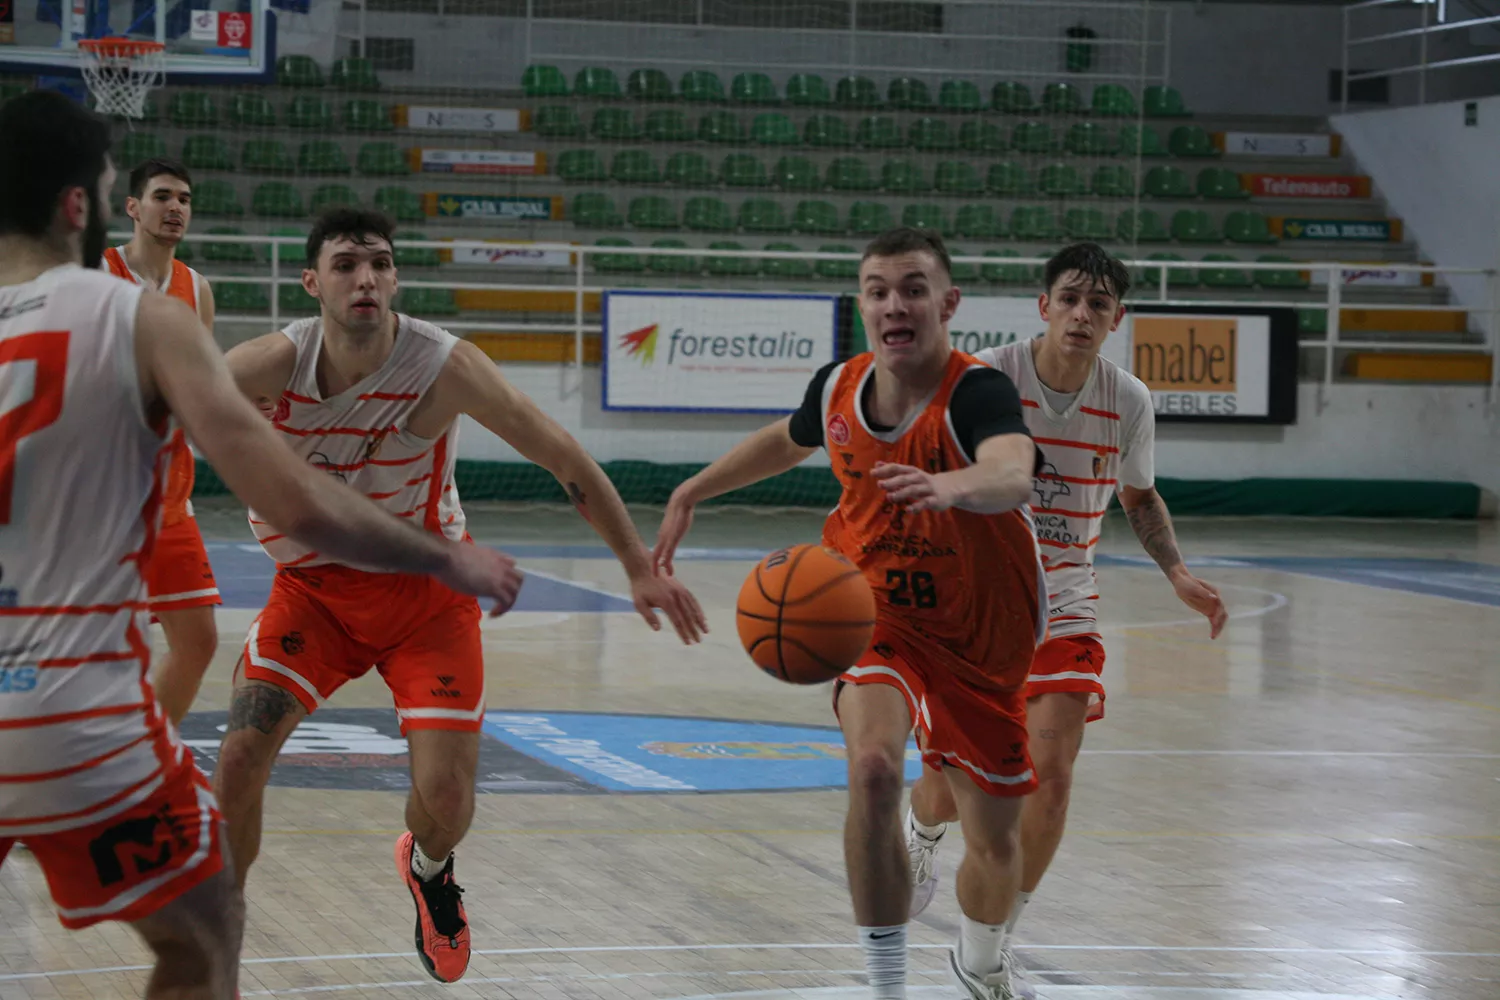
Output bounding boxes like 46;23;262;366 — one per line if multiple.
168;92;216;127
1011;121;1052;154
991;81;1036;113
201;227;256;263
664;151;714;186
1064;208;1113;241
285;95;334;130
252;182;304;218
1144;85;1191;117
173;240;192;263
793;200;842;235
1091;164;1134;198
242;139;294;174
1039;163;1086;197
522;63;569;97
680;70;725;103
827;157;876;191
215;280;269;312
761;242;812;279
881;159;927;193
948;250;979;283
1117;208;1170;243
1169;125;1218;157
981;249;1033;284
856;115;904;149
393;232;441;268
534;106;586;138
1041;82;1083;114
731;72;779;105
1224;210;1276;244
1091;84;1137;117
593;237;643;273
958;120;1006;154
1119;123;1168;158
705;241;757;276
721;153;769;188
815;243;858;280
909;117;957;152
298;140;351;175
228;92;277;128
118;132;166;168
934;161;983;195
750;113;800;146
1198;167;1248;199
887;77;933;110
698;110;745;144
310;184;360;214
375;186;426;223
1144;165;1192;198
592;107;642;141
280;282;318;314
785;73;831;106
739;198;789;232
276;55;324;88
627;196;677;230
986;161;1031;197
611;149;661;184
627;68;674;101
1171;209;1218;242
902;203;947;233
684;196;734;232
558;149;608;183
1066;122;1116;156
399;288;458;315
1298;308;1328;335
1200;253;1252;288
135;95;161;123
648;238;699;275
574;66;623;99
954;203;1003;239
331;57;380;91
1142;252;1198;288
192;179;242;217
772;155;821;191
261;227;307;265
342;99;392;132
804;113;853;148
1009;206;1060;241
939;79;983;112
848;200;893;235
834;76;882;109
571;192;623;227
644;109;694;142
1256;254;1309;289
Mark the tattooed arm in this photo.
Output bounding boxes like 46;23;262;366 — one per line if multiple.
1119;485;1227;638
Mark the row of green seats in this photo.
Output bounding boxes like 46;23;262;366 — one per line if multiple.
274;55;381;91
131;92;393;130
116;132;408;176
172;182;424;221
216;279;455;314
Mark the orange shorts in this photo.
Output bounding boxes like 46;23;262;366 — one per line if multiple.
1025;634;1107;723
145;516;220;616
835;625;1037;798
243;564;484;734
0;762;225;930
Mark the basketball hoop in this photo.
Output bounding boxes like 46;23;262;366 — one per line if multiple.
78;37;166;120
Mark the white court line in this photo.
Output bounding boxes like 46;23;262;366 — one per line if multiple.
517;565;638;607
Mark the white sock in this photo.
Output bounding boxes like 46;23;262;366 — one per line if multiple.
410;840;449;882
907;806;947;841
958;914;1008;978
1005;891;1032;935
858;924;907;1000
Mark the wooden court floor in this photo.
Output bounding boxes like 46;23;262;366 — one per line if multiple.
2;504;1496;1000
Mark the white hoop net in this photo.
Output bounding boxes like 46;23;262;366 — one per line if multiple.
79;40;166;119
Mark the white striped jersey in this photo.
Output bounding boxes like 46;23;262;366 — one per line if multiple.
250;314;465;569
0;264;191;836
977;341;1155;639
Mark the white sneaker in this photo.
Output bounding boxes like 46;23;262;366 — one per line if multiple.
947;945;1021;1000
905;808;944;918
1002;948;1037;1000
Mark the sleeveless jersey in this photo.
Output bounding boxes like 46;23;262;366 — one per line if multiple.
0;264;188;836
250;314;466;570
104;246;200;528
820;351;1047;691
977;342;1155;639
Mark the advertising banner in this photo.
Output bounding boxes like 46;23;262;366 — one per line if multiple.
418;149;542;176
1242;174;1370;198
1273;218;1401;242
427;194;561;221
402;106;523;132
1217;132;1337;157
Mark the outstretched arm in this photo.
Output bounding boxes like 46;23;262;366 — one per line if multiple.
1119;484;1227;638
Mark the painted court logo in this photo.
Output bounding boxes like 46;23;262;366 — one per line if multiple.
619;323;659;366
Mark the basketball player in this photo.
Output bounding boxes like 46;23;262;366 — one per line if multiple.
215;205;708;985
0;91;522;999
903;242;1228;997
654;227;1046;1000
104;157;221;724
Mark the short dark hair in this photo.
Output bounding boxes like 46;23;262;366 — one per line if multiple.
129;157;192;199
861;226;952;279
306;205;396;268
0;90;112;239
1043;242;1131;301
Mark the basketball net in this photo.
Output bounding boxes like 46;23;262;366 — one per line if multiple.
78;38;166;119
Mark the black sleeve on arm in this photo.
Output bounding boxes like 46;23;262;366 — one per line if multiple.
786;359;840;448
950;368;1044;474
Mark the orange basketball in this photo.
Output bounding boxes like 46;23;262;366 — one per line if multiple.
736;544;877;685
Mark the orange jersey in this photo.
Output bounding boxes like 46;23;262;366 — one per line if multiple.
819;352;1047;691
104;247;199;526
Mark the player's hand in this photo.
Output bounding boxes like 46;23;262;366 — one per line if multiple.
630;572;709;644
652;487;697;576
1170;568;1227;639
437;543;525;618
873;462;958;513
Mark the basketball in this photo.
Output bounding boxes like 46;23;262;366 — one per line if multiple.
736;544;877;685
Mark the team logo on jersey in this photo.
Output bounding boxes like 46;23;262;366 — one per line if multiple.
839;452;862;479
1033;463;1072;509
827;413;851;446
271;394;291;423
308;452;347;482
1092;453;1104;479
364;427;391;462
280;631;306;656
618;323;659;366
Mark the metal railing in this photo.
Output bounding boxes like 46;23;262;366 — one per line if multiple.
1342;0;1500;110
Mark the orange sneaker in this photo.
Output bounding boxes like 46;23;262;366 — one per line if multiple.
394;832;471;982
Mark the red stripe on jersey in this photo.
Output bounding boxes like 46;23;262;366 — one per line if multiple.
1021;398;1040;408
0;601;147;617
38;650;143;669
0;702;149;730
282;391;319;404
0;731;154;783
368;449;430;468
1080;405;1120;420
1053;474;1117;486
274;422;399;439
1035;507;1108;519
0;766;163;828
1045;561;1090;572
1038;536;1101;551
359;391;421;401
1034;436;1120;455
